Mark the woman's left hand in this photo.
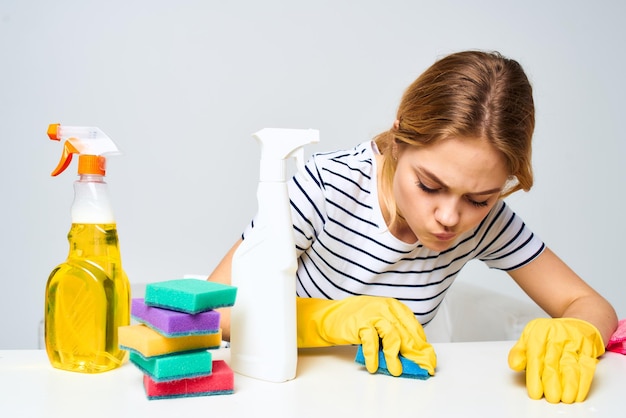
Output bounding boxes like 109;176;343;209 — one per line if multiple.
508;317;605;403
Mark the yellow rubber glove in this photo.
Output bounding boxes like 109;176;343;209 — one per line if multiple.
296;295;436;376
508;318;605;403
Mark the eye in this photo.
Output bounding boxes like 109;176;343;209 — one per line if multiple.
416;181;439;194
466;196;489;208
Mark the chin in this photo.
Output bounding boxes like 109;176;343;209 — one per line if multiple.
421;240;453;253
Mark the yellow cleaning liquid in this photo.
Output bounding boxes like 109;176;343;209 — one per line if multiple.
45;223;130;373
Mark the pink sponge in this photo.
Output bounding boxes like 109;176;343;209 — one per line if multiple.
131;298;220;337
143;360;234;400
607;319;626;355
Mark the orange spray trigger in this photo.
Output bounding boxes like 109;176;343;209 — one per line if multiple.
51;141;80;176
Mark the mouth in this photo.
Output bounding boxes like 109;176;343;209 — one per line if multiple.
433;232;456;242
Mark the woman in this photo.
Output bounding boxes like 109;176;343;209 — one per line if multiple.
208;50;617;403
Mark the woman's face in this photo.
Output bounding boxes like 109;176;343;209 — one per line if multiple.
392;136;509;252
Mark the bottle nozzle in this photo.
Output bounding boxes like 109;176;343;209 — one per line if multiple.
47;123;61;140
252;128;320;182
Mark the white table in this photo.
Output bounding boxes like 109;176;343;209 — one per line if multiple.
1;341;624;417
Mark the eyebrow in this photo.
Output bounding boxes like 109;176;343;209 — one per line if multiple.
418;168;503;196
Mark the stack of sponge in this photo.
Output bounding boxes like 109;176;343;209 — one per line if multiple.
119;278;237;400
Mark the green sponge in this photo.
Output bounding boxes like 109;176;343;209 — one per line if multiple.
145;279;237;314
129;350;213;382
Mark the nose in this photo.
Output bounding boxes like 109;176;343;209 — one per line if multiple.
434;197;460;228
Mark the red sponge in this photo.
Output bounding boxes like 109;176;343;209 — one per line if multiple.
143;360;234;400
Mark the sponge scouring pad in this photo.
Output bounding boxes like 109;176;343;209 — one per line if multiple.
143;360;234;400
119;324;222;359
144;279;237;314
129;350;213;382
131;298;221;336
355;345;430;379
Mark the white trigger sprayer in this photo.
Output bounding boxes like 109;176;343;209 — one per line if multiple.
230;128;320;382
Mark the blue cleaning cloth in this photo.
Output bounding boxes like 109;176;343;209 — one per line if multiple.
355;345;430;380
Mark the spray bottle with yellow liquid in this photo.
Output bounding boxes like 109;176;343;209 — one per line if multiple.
45;123;130;373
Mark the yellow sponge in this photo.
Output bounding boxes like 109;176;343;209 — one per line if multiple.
119;324;222;359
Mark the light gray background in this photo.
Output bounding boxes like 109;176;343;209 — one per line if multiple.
1;0;624;348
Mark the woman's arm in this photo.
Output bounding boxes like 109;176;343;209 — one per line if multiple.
207;239;242;341
508;247;617;344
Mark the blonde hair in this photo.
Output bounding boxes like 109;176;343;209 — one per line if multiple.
375;50;535;225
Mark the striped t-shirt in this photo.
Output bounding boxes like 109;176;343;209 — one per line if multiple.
244;141;545;325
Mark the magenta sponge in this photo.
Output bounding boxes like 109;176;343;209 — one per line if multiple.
131;298;220;337
144;279;237;314
143;360;234;400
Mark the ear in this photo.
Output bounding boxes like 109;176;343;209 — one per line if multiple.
393;119;400;130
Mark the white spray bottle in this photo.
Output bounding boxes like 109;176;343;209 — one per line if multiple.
230;128;319;382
